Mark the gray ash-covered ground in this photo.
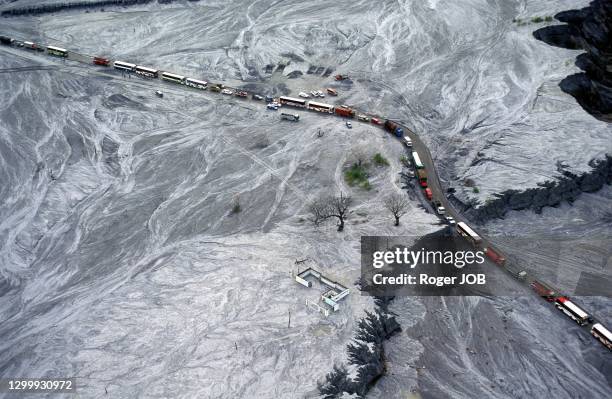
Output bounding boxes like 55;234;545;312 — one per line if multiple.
0;0;610;398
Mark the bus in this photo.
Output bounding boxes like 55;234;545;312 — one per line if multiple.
114;61;136;72
47;46;68;57
591;323;612;350
185;78;207;90
308;101;334;113
161;71;185;84
135;65;158;78
555;297;590;326
456;222;482;246
412;151;424;169
279;96;306;108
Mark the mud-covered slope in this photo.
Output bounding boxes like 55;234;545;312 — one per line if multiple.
533;0;612;122
452;154;612;222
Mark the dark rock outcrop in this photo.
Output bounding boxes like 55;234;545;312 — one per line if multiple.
451;155;612;223
318;302;401;398
533;1;612;121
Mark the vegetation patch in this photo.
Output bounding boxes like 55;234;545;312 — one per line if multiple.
345;163;371;190
372;153;389;166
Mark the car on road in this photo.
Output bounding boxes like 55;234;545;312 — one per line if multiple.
326;88;338;96
371;117;383;125
265;95;274;103
403;137;413;147
357;114;370;122
298;91;310;98
155;90;163;98
235;91;248;98
346;121;352;129
316;90;325;97
445;216;456;225
221;88;233;95
436;206;446;215
310;90;318;97
253;94;264;101
267;103;279;110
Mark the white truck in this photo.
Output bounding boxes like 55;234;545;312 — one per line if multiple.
281;113;300;122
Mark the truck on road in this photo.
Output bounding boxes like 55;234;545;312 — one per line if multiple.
335;106;355;118
530;280;556;301
484;246;506;266
416;169;427;187
384;120;404;137
281;113;300;121
93;56;110;66
555;297;591;326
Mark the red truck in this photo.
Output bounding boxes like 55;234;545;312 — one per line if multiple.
484;247;506;266
424;188;433;200
416;169;427;187
326;88;338;96
530;280;556;301
93;57;110;66
334;106;354;118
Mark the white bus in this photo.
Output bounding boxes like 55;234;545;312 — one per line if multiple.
134;65;158;78
161;71;185;84
591;323;612;350
47;46;68;57
555;297;590;326
456;222;482;246
279;96;306;108
114;61;136;72
185;78;208;90
412;151;424;169
308;101;334;113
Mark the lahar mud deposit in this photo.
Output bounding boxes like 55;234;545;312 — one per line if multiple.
0;1;611;398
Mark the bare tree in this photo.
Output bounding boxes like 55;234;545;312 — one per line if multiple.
349;144;371;168
309;192;352;231
384;193;410;226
